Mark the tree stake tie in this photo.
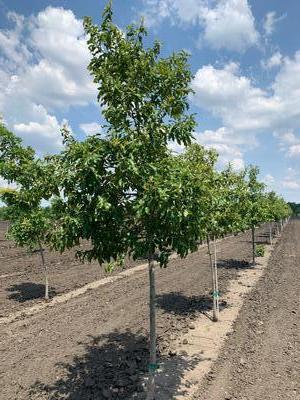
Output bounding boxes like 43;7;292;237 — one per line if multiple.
148;363;159;372
213;290;219;298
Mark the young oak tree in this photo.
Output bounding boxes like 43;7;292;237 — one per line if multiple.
244;166;267;266
181;144;220;320
84;9;201;400
3;195;52;300
263;191;283;245
201;165;249;321
0;123;55;300
268;193;292;235
217;167;250;320
48;3;206;398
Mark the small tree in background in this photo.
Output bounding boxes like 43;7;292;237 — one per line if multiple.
288;202;300;216
2;192;52;300
264;191;282;245
261;191;292;246
201;165;249;321
269;193;292;233
244;166;267;266
0;123;56;300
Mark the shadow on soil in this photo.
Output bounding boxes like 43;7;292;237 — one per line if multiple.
7;282;56;302
156;292;229;323
31;329;200;400
217;259;252;270
156;292;212;316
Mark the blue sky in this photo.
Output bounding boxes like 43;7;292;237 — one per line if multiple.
0;0;300;201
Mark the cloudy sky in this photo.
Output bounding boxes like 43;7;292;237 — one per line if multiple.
0;0;300;201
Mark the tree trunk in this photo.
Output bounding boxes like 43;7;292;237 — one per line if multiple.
147;253;156;400
207;236;217;322
251;226;256;266
269;222;273;245
213;236;219;321
38;240;49;300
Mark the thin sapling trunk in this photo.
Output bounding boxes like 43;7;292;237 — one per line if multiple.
251;226;255;266
207;236;218;322
213;236;219;321
269;222;273;245
38;240;49;300
147;252;157;400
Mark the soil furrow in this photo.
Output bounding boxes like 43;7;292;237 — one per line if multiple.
193;219;299;400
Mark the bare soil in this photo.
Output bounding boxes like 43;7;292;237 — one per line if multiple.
0;224;277;399
193;218;300;400
0;221;145;317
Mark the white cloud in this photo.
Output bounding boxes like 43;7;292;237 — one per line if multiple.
168;141;185;154
199;0;259;52
0;177;8;189
29;6;96;106
281;180;300;190
0;12;31;72
140;0;202;27
192;62;281;132
274;130;300;158
194;126;253;170
287;167;297;177
17;59;95;110
191;53;300;171
0;7;97;153
264;174;275;185
195;125;257;147
272;52;300;128
169;127;246;170
288;144;300;158
280;131;299;144
230;158;245;170
263;174;276;191
192;52;300;136
263;12;276;36
80;122;102;136
0;176;17;190
263;11;285;36
13;117;63;154
279;168;300;193
140;0;259;52
261;51;283;69
274;130;299;148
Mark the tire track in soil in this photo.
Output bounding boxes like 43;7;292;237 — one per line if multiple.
0;226;271;399
193;218;300;400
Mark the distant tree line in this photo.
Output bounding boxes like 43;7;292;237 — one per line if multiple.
288;202;300;216
0;206;10;220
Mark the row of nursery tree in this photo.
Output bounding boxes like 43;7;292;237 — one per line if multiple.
0;3;292;398
288;202;300;216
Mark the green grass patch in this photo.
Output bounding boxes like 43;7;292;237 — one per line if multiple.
255;244;265;257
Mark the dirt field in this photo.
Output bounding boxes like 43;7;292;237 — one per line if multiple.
0;222;289;399
0;221;146;317
193;218;300;400
0;222;269;317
